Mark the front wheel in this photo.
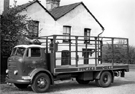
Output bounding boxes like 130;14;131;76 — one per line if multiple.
14;84;29;89
96;71;112;87
31;73;50;93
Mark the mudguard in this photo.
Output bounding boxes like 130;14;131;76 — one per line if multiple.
94;71;102;79
29;68;54;85
94;70;114;83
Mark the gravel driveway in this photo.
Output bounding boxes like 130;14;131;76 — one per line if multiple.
1;69;135;94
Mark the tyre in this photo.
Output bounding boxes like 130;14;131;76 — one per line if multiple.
14;84;29;89
31;73;50;93
96;71;112;87
76;78;90;84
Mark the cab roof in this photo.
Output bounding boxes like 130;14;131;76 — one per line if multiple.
15;45;46;48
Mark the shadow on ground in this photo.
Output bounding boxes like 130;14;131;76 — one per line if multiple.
1;78;135;94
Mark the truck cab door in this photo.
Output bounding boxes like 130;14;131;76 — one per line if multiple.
24;47;46;74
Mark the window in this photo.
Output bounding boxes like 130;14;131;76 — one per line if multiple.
31;48;41;57
26;48;41;57
27;20;39;38
84;28;91;43
63;26;71;42
11;47;26;57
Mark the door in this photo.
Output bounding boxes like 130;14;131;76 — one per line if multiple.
24;47;45;75
61;50;71;65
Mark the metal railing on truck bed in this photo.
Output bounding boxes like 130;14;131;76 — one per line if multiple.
38;35;129;74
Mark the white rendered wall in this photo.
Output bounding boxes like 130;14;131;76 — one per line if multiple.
19;3;102;37
57;4;103;36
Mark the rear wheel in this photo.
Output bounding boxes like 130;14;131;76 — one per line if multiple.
31;73;50;93
76;78;90;84
96;71;112;87
14;84;29;89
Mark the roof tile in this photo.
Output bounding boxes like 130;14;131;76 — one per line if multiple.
50;2;81;19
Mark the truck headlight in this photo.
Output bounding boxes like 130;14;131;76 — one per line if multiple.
6;69;9;73
14;70;18;75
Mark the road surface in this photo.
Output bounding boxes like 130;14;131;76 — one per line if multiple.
0;69;135;94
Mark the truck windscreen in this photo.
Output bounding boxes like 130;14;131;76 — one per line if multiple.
11;47;26;57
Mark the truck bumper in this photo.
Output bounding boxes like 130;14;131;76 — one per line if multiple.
6;76;31;84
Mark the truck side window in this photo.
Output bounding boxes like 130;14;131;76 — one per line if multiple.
31;48;41;57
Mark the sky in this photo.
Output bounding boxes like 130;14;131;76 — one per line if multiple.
1;0;135;46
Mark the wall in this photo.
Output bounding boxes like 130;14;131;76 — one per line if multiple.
53;4;103;65
0;0;4;14
19;3;102;37
57;4;103;36
18;2;58;36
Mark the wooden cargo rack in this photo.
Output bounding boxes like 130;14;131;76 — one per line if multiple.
38;35;129;74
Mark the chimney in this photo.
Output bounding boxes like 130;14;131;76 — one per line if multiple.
46;0;60;11
4;0;10;12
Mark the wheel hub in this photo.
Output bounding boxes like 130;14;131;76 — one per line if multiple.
103;75;108;83
37;78;46;88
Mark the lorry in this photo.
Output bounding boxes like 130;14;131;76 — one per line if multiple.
6;35;129;93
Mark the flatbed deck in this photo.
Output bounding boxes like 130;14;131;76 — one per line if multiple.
54;63;129;74
43;35;129;75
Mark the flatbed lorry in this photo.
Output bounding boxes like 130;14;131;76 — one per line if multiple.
6;35;129;93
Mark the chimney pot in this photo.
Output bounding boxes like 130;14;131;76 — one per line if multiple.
46;0;60;11
4;0;10;12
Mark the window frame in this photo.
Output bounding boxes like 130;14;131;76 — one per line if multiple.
11;47;26;57
26;47;41;57
84;28;91;43
27;20;39;38
63;26;71;43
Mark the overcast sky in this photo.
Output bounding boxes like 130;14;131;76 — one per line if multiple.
1;0;135;46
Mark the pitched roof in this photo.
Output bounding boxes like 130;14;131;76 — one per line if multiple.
2;0;56;20
50;2;81;20
2;0;104;30
50;2;104;30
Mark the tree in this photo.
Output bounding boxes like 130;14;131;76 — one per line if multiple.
102;41;135;64
1;6;38;80
1;9;26;56
128;46;135;64
1;6;39;56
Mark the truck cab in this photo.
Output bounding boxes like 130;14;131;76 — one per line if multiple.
6;45;50;89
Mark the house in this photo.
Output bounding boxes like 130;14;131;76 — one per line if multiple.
3;0;104;38
1;0;104;77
